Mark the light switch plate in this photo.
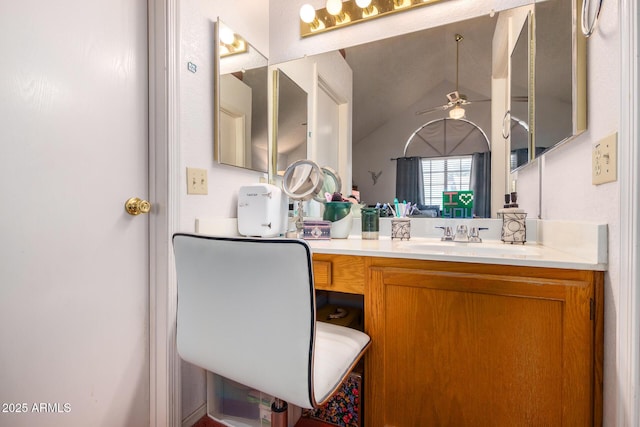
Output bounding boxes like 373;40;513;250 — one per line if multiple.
186;167;208;195
592;133;617;185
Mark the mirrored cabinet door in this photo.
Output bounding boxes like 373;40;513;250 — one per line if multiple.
214;19;269;173
274;69;308;175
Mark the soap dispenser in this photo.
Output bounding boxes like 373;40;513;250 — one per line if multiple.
498;192;527;244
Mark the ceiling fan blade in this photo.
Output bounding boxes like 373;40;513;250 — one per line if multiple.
462;98;491;105
415;104;450;116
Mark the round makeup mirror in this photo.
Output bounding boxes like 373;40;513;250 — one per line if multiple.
282;159;325;201
313;166;342;203
282;159;325;236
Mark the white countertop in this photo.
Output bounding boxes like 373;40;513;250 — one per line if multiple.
195;217;608;271
307;236;607;271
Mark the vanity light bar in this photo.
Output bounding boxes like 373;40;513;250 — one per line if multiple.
300;0;448;37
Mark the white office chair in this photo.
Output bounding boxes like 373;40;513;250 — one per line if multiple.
173;233;371;426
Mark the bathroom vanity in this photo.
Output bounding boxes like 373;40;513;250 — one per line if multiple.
309;237;604;426
195;216;605;426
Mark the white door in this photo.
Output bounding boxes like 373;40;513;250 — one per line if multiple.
315;86;341;173
0;1;150;426
315;76;351;200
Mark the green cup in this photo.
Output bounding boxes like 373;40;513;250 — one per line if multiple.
361;207;379;240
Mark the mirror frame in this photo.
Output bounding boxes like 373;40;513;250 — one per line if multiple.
509;9;534;172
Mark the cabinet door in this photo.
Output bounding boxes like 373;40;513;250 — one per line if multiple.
366;266;597;427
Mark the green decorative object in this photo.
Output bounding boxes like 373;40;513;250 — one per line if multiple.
442;190;474;218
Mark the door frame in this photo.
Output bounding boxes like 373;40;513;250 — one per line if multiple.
618;0;640;425
149;0;181;425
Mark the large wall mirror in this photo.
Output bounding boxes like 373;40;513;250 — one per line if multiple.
270;0;585;217
214;19;269;172
274;69;308;175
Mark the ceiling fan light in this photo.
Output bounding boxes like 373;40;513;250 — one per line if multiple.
449;105;465;120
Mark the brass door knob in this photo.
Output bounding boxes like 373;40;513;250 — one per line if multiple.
125;197;151;215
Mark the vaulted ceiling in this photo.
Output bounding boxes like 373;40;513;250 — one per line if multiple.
343;14;497;145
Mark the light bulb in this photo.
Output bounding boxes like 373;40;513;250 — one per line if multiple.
326;0;343;16
219;27;235;45
299;4;316;23
449;105;466;120
356;0;372;8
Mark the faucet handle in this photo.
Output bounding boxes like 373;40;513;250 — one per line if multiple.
468;227;489;243
436;226;454;241
454;224;469;242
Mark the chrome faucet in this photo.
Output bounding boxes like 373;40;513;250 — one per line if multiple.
468;227;489;243
437;225;488;242
454;225;469;242
436;226;454;241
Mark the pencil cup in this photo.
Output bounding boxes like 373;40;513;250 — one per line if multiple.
391;218;411;240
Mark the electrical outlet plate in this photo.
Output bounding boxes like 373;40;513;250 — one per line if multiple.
186;167;208;195
592;133;617;185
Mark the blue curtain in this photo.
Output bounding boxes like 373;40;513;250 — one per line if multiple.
470;152;491;218
395;157;424;206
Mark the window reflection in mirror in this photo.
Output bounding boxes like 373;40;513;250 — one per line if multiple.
403;118;491;217
274;69;308;175
214;19;269;172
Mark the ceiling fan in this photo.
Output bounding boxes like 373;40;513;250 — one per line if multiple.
416;33;490;118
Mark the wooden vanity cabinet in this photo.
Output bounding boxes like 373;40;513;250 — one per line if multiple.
311;254;604;427
364;258;603;427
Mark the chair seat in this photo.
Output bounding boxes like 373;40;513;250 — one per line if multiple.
313;322;370;405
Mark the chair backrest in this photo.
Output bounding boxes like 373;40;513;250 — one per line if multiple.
173;233;317;408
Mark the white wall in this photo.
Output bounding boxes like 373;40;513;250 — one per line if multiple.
181;0;623;424
178;0;270;420
179;0;270;229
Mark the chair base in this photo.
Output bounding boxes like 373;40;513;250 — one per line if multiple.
271;399;288;427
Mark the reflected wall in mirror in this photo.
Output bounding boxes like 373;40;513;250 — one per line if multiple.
274;69;308;175
214;19;269;172
533;0;586;159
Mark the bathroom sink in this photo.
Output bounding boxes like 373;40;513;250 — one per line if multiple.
401;240;543;258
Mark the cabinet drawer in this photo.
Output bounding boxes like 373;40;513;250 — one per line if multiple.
312;254;366;294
